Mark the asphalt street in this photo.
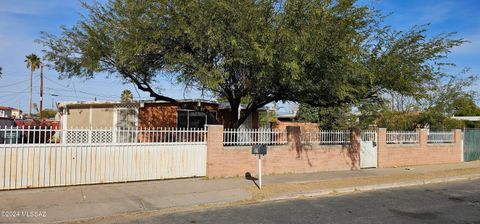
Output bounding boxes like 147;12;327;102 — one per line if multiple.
106;179;480;224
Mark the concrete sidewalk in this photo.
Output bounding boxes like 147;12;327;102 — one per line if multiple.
1;161;479;224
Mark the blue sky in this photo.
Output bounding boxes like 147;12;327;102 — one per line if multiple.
0;0;479;113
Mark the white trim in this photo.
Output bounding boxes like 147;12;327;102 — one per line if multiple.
89;106;93;129
451;116;480;121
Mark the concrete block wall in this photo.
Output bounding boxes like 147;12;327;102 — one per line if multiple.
206;125;359;178
377;128;462;168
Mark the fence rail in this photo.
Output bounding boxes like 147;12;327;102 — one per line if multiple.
0;127;207;145
427;131;454;143
386;131;419;144
301;130;351;145
223;128;287;146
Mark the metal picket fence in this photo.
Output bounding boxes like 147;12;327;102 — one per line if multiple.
427;131;454;144
223;128;288;146
301;130;351;145
386;131;419;144
0;126;207;145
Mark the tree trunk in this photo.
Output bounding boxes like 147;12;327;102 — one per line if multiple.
228;100;240;128
29;69;33;117
39;64;43;120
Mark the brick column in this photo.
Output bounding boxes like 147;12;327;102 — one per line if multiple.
350;128;361;170
286;126;301;152
206;125;224;177
453;129;462;143
453;129;462;162
377;128;387;168
419;129;428;147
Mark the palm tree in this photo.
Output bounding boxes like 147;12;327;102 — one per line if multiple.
25;54;41;117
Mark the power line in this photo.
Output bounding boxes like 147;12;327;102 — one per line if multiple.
0;78;31;88
46;87;118;99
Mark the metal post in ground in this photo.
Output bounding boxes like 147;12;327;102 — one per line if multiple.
258;154;262;189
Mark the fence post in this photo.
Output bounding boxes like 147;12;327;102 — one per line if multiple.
206;125;224;177
286;126;301;151
377;128;387;168
454;129;463;162
350;128;361;169
419;129;428;147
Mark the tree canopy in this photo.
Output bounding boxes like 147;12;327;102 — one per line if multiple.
121;89;134;102
39;0;466;127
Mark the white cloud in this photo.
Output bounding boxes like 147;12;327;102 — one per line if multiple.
452;33;480;55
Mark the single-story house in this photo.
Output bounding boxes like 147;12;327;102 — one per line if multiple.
0;106;22;119
57;99;263;130
272;113;320;132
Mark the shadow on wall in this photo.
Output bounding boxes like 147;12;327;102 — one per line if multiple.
287;126;359;171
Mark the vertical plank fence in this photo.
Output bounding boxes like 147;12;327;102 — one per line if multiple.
0;127;207;190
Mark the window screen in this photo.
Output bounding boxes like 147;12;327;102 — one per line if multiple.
116;109;137;129
177;111;188;128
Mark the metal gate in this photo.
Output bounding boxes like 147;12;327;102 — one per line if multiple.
464;129;480;161
360;131;377;168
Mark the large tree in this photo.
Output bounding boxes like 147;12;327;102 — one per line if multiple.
25;54;41;117
39;0;465;127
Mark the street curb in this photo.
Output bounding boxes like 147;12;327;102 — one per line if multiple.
62;173;480;224
263;174;480;202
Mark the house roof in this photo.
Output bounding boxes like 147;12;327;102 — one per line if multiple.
451;116;480;121
0;106;22;112
57;99;270;112
277;114;296;119
57;99;219;109
217;102;268;111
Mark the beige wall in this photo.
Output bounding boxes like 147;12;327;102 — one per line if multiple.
67;108;90;129
66;106;114;129
91;107;114;128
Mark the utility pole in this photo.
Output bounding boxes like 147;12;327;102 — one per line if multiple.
39;63;43;120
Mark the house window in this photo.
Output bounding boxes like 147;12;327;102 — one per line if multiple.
116;108;137;130
177;110;217;128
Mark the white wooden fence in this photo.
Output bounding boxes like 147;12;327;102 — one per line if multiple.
0;128;207;190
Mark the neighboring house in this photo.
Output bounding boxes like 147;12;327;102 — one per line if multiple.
451;116;480;122
0;106;22;119
0;117;16;127
273;113;320;132
57;99;262;130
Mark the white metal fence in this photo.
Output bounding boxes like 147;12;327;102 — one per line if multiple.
301;130;351;145
0;127;207;145
427;131;454;143
386;131;419;144
361;130;377;142
223;128;288;146
0;127;207;190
